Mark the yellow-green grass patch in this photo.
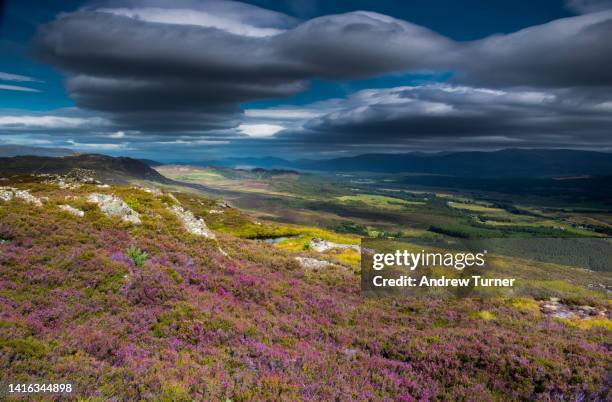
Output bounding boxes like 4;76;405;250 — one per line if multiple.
336;194;425;210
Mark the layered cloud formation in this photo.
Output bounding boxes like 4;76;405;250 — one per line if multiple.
2;0;611;155
279;85;612;150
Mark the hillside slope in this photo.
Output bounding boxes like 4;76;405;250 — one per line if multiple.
0;175;610;400
0;154;170;184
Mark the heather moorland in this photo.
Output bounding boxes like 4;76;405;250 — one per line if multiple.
1;171;610;401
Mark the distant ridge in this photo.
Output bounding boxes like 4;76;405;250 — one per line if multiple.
293;149;612;177
186;149;612;178
0;154;170;184
184;156;290;169
138;158;164;167
0;144;77;158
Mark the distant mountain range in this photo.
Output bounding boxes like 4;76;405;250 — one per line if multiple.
181;149;612;178
4;147;612;179
0;144;77;158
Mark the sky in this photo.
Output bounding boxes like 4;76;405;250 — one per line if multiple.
0;0;611;161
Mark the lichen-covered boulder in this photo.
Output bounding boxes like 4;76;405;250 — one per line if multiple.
58;204;85;217
87;193;141;224
169;204;215;238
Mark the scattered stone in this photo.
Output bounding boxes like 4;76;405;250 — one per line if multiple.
96;184;110;188
587;283;611;294
541;302;559;313
0;187;13;202
576;305;598;317
169;205;215;238
208;209;223;214
553;310;577;319
87;193;141;224
0;187;43;206
140;186;162;195
58;204;85;217
295;256;331;270
539;298;608;320
64;168;100;184
56;180;81;190
41;168;101;189
219;201;232;208
14;189;43;206
309;238;360;253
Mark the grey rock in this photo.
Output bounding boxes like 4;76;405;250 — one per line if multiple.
58;204;85;217
295;256;331;270
169;205;215;238
87;193;141;224
309;238;360;253
0;187;43;206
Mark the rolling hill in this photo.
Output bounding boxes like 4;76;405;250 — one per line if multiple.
0;154;170;184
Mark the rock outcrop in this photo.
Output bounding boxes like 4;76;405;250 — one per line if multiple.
295;256;331;270
0;187;43;206
58;204;85;217
139;186;162;196
309;238;360;253
40;168;101;189
539;298;608;320
170;205;215;238
0;187;13;202
87;193;141;224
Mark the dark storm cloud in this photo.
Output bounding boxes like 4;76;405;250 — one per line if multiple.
276;85;612;150
565;0;612;14
456;11;612;87
30;0;612;152
33;1;454;133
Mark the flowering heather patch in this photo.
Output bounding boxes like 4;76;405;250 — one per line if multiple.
0;178;611;400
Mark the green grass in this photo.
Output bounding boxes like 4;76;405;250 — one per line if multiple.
174;171;226;181
472;310;496;320
563;318;612;330
337;194;425;210
447;201;503;212
508;298;541;315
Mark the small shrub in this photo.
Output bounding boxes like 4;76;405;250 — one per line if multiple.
126;245;148;267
